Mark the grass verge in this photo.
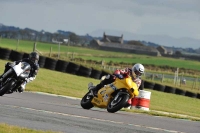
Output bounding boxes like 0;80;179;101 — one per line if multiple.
0;123;59;133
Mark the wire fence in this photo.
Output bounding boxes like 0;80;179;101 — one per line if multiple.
99;65;200;93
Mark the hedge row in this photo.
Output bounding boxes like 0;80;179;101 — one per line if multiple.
143;80;200;99
0;48;110;80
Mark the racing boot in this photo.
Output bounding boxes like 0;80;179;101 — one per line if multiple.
18;81;27;93
89;83;104;97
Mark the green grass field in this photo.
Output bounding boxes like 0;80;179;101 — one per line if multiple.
1;38;200;72
0;123;58;133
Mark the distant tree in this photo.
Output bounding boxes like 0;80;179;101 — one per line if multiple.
19;30;25;39
45;32;53;42
69;33;80;43
175;51;182;56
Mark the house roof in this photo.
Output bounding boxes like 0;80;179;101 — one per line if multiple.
101;32;123;43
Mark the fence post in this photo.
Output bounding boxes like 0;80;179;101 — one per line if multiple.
33;42;37;52
196;78;198;89
192;79;195;89
151;74;154;81
180;73;183;87
192;77;198;89
72;52;74;60
49;47;52;57
58;42;60;59
174;68;179;86
161;74;164;83
101;60;104;66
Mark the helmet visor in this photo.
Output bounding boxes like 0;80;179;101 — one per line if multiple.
31;57;38;63
133;70;142;77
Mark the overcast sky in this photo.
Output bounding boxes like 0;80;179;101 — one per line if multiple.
0;0;200;48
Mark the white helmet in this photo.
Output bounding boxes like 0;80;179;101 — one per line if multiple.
132;63;145;77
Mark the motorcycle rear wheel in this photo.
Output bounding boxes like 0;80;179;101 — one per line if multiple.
80;92;94;109
107;94;129;113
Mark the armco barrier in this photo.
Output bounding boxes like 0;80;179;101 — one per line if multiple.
130;90;151;111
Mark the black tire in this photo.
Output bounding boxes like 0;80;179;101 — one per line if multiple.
185;91;197;98
9;50;24;61
90;69;102;79
44;57;57;70
153;83;165;92
77;65;92;77
139;80;144;90
23;53;29;58
100;71;111;79
164;86;176;94
197;93;200;99
0;80;16;96
175;88;186;96
107;94;129;113
144;81;155;90
66;62;80;75
55;60;69;72
80;92;94;109
0;48;12;60
38;56;46;68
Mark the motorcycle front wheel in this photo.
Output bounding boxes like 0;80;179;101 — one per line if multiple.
80;92;94;109
107;94;129;113
0;80;16;96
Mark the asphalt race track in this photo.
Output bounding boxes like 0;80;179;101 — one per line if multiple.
0;92;199;133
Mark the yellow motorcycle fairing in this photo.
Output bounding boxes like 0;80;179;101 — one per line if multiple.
91;76;139;108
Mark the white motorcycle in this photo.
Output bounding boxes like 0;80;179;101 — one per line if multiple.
0;62;31;96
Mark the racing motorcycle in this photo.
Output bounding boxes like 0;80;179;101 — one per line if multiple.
0;62;31;96
80;75;139;113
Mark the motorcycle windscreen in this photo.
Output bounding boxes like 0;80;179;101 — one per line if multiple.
12;62;24;76
13;62;31;77
19;62;31;78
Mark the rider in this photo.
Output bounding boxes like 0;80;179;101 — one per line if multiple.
0;51;40;93
90;63;145;106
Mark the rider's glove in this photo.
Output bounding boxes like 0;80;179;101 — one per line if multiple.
25;77;35;83
115;74;124;79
